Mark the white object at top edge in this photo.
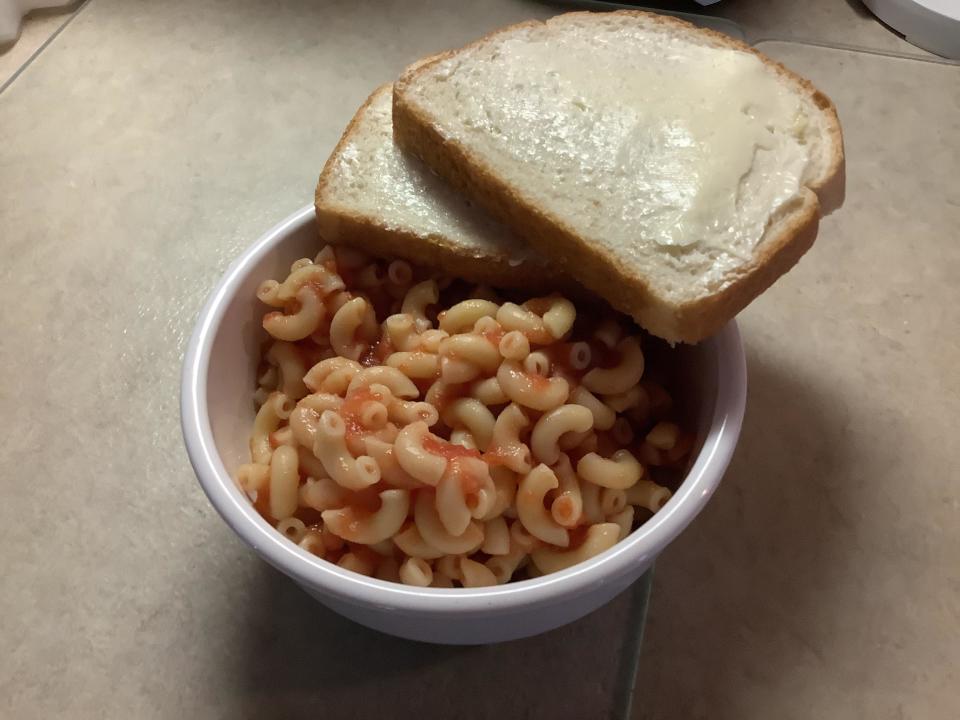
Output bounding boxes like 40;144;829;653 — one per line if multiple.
0;0;73;45
863;0;960;59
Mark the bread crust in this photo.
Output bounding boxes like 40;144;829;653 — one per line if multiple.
393;10;845;343
315;85;560;290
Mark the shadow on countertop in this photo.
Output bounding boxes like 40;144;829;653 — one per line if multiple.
635;343;869;719
210;559;651;719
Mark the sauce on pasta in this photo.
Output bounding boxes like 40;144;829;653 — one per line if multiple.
240;244;692;587
339;388;381;438
481;324;505;348
423;435;482;461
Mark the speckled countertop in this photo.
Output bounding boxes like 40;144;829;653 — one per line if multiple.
1;2;957;719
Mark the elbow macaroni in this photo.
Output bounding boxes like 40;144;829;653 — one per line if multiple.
436;457;495;536
531;523;621;575
313;410;381;490
517;465;569;547
569;386;616;432
269;445;299;520
540;296;576;339
414;490;485;555
460;557;498;587
549;453;583;528
321;489;410;544
497;360;569;412
386;351;440;379
530;404;594;466
329;296;369;361
303;357;360;395
250;392;294;464
241;244;691;586
348;365;419;399
394;421;448;485
485;403;533;474
262;285;326;341
266;342;308;400
582;337;645;395
577;449;644;490
401;280;439;331
442;398;496;452
438;299;499;334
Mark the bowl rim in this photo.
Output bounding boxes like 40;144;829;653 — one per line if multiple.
181;204;747;614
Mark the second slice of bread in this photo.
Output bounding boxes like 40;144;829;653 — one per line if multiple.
315;84;558;289
393;11;845;343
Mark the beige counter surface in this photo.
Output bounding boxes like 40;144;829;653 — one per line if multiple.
1;2;957;719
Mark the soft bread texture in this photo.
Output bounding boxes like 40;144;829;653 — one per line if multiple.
315;84;559;289
393;11;845;343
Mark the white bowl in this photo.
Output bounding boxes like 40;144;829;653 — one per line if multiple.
181;205;747;645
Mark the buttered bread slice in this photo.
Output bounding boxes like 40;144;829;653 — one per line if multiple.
393;11;844;342
316;85;557;289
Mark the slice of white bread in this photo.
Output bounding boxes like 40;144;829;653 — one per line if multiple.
393;11;845;343
315;84;558;289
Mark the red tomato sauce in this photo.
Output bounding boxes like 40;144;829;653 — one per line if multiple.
528;373;551;391
481;325;505;348
423;434;482;461
450;459;484;494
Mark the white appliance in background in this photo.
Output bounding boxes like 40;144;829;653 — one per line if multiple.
0;0;73;46
863;0;960;59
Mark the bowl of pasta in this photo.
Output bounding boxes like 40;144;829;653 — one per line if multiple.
181;205;747;644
